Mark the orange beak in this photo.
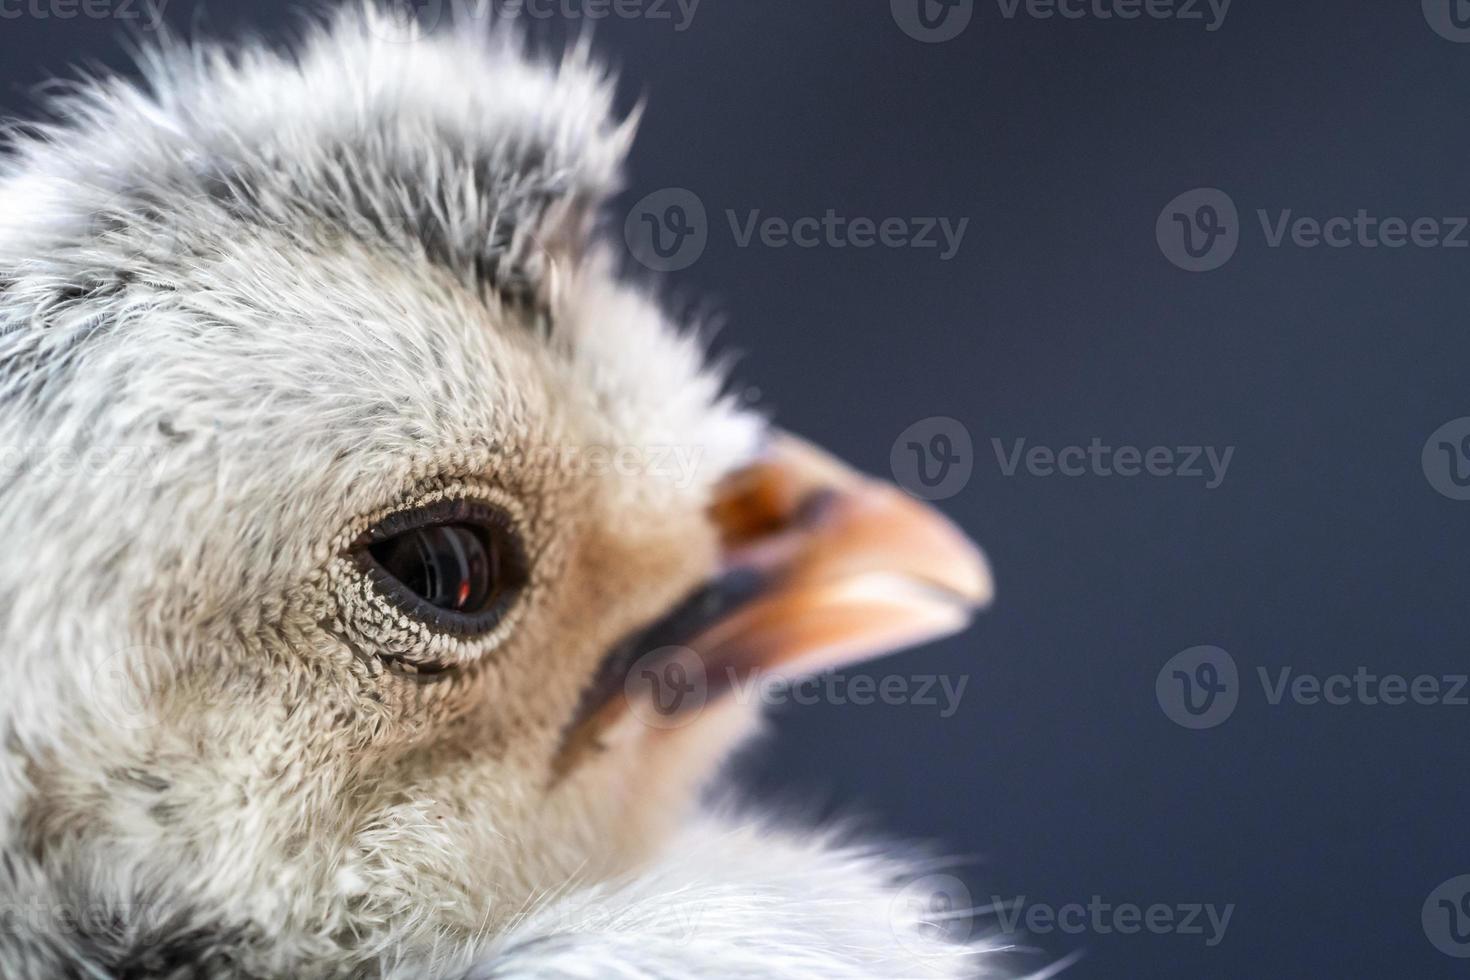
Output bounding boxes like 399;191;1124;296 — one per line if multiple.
698;432;992;681
555;432;991;771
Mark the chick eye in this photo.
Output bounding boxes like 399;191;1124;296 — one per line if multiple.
357;499;528;635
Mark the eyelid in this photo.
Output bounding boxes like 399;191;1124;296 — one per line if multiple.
353;497;531;639
356;498;519;547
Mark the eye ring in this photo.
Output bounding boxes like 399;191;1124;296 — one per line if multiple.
353;497;530;638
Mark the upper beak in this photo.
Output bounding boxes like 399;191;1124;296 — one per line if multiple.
555;432;991;770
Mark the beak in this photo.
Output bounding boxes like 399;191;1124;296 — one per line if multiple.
697;432;992;681
554;432;991;771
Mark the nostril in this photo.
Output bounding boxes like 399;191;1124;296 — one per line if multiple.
790;488;841;530
710;459;842;551
708;465;798;547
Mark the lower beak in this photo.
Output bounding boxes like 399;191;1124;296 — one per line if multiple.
555;433;991;769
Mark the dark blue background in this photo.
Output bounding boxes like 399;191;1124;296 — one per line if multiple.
5;2;1468;976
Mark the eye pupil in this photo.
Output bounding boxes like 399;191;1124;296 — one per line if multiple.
368;523;500;615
